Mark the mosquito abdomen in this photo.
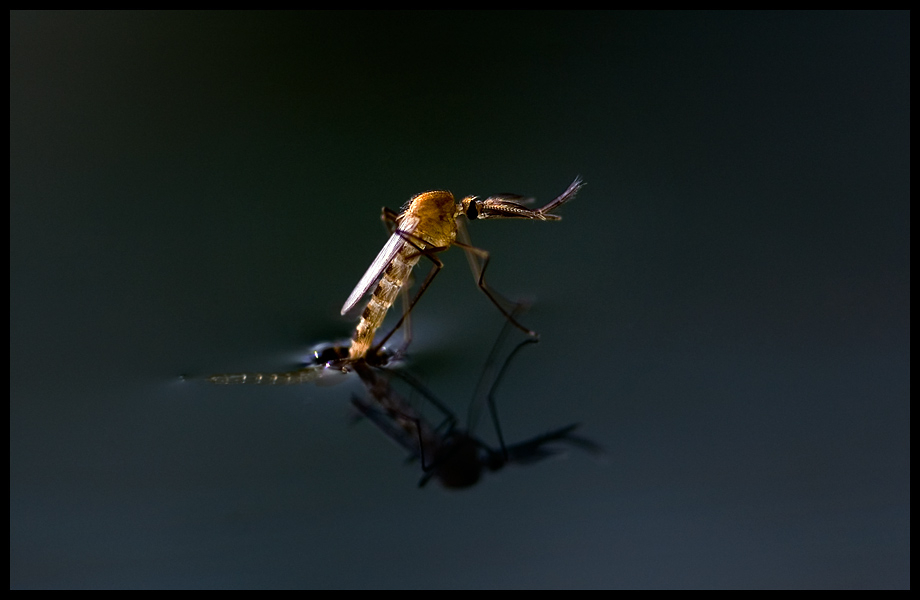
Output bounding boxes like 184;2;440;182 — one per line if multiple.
348;246;421;360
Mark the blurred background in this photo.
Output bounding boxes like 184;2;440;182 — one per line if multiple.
10;11;909;588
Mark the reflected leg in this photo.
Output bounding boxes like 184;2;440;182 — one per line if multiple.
454;221;539;338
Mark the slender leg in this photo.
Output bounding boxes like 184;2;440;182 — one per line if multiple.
352;361;439;473
454;218;539;338
378;207;416;354
372;254;443;353
387;367;460;436
463;302;538;461
395;281;414;356
453;241;539;338
417;470;436;487
380;206;400;233
371;231;448;355
352;392;437;473
485;337;539;461
466;302;527;428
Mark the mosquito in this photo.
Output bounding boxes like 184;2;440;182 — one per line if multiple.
341;177;584;362
205;177;583;385
350;308;601;489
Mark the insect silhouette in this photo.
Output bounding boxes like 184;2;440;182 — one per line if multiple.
341;177;584;362
350;310;601;488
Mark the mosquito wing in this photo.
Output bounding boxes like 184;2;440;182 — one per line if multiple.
341;231;406;315
341;207;425;316
484;193;535;205
505;423;603;464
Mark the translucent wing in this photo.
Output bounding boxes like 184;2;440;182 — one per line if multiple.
340;230;407;315
484;193;535;205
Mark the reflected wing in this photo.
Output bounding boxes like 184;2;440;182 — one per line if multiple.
505;423;603;464
340;231;406;315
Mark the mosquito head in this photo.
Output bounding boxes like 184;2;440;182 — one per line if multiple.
460;195;558;221
459;178;583;222
459;195;479;220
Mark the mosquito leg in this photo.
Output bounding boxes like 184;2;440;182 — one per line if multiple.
395;284;413;355
388;402;437;475
380;207;418;355
453;239;538;338
465;303;529;430
371;232;447;355
486;337;540;461
352;361;438;473
387;367;460;436
372;256;442;353
370;211;447;357
380;206;400;234
352;392;436;474
454;217;538;338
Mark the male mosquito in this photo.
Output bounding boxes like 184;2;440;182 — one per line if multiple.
205;177;583;385
350;310;601;489
341;177;584;362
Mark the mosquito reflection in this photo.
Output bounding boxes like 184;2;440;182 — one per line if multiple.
342;177;584;362
350;315;601;489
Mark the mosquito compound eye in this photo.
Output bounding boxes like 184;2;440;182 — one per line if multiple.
466;202;479;220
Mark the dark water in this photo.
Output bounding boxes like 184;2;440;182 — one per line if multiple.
11;11;909;588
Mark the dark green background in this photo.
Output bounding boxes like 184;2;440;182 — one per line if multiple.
11;11;909;588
